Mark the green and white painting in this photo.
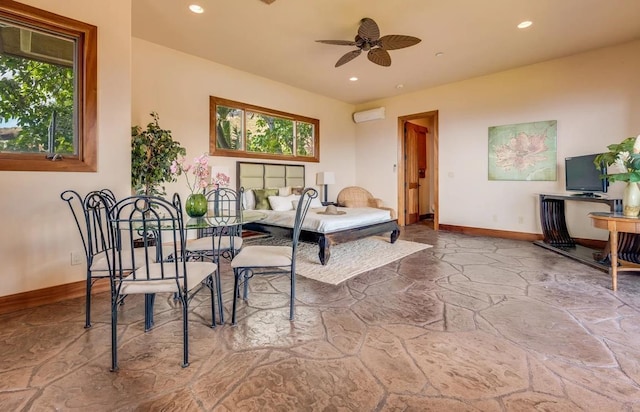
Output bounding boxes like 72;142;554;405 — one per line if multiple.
488;120;557;181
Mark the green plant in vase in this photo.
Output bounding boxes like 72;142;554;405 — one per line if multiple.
594;135;640;216
131;112;186;197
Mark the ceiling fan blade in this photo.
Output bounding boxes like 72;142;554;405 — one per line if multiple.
379;35;422;50
358;18;380;41
367;48;391;67
316;40;358;46
335;49;362;67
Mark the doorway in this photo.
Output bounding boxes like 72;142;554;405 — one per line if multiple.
397;111;438;230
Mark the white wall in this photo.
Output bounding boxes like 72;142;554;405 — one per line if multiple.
3;10;637;298
132;39;356;208
0;0;132;297
355;40;640;240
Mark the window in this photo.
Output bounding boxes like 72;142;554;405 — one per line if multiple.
210;96;319;162
0;2;97;172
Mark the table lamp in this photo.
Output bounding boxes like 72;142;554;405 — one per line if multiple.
316;171;335;203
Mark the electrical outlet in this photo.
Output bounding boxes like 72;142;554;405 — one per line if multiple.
70;251;83;266
492;214;498;222
518;216;524;224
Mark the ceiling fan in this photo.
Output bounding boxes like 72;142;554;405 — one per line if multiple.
316;17;421;67
260;0;276;4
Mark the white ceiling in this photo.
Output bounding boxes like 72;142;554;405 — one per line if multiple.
132;0;640;105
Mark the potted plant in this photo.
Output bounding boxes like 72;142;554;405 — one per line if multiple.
131;112;186;197
595;135;640;216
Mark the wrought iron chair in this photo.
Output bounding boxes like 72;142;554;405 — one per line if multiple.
186;187;244;323
61;189;163;330
102;193;217;371
61;189;119;328
230;187;317;324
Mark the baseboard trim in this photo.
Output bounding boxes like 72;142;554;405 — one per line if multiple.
438;224;608;249
439;224;543;241
0;279;109;316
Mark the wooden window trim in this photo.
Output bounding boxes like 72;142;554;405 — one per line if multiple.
209;96;320;163
0;1;97;172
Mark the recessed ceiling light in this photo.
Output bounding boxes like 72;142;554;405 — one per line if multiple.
396;84;404;89
349;77;358;82
189;4;204;14
517;21;532;29
435;52;444;57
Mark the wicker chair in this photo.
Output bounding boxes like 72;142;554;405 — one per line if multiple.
336;186;396;219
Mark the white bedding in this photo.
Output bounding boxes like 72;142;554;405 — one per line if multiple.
256;206;392;233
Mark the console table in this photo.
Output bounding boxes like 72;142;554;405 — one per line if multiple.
534;194;623;270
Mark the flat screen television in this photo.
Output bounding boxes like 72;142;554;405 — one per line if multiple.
565;153;608;196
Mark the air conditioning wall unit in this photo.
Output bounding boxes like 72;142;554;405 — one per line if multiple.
352;107;385;123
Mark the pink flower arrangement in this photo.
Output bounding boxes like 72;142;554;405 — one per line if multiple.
171;154;210;195
212;172;230;188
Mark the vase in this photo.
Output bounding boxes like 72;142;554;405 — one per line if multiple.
622;182;640;217
185;193;207;217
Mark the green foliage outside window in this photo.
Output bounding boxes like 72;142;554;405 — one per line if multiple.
246;112;293;155
216;105;243;150
0;55;74;154
211;96;319;162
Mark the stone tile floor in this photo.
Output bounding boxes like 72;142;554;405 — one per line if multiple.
2;225;640;411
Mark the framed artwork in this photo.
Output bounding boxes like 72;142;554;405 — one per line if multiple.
488;120;557;181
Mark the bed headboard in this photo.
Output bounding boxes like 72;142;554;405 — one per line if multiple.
236;161;305;191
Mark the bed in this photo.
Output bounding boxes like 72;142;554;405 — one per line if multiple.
237;161;400;265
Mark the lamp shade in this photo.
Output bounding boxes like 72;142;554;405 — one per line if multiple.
316;171;335;185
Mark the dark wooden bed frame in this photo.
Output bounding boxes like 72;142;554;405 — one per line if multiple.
237;161;400;265
244;220;400;265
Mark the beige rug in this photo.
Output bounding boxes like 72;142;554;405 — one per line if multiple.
247;236;432;285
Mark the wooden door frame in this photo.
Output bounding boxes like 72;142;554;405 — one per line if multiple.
397;110;439;229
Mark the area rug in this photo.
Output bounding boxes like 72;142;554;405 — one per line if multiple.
245;236;432;285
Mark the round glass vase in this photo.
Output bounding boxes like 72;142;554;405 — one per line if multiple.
185;193;207;217
622;182;640;217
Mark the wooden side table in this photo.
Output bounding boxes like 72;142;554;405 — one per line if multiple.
589;212;640;291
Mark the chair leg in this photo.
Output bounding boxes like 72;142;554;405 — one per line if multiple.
110;296;119;372
243;271;249;300
215;269;224;324
181;294;189;368
232;269;240;325
209;275;216;328
85;273;92;329
290;267;296;321
144;294;155;332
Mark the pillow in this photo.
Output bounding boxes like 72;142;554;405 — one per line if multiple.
292;196;323;210
291;186;304;195
253;188;279;210
268;195;300;211
243;189;255;210
278;186;291;196
310;197;323;208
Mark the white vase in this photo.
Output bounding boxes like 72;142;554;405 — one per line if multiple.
623;182;640;217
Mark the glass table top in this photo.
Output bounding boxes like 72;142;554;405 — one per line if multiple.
185;210;266;229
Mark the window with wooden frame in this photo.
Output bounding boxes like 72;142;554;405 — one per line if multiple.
0;1;97;172
210;96;319;163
